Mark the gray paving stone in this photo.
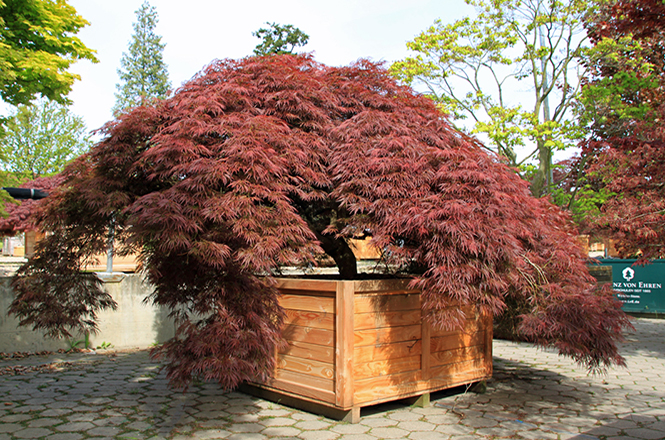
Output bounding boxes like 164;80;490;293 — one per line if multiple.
261;426;302;437
27;417;61;427
294;420;333;430
13;427;55;438
297;431;341;440
408;432;451;440
48;434;85;440
368;426;410;438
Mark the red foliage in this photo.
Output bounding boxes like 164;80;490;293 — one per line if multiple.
0;176;63;236
10;55;630;388
585;0;665;260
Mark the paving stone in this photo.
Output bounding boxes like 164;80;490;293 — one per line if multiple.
227;423;265;433
261;426;302;437
0;424;23;434
55;421;96;432
330;424;370;434
13;427;55;438
49;434;85;440
86;426;123;436
188;429;231;439
260;417;298;426
27;417;61;427
397;420;436;431
368;426;410;438
294;420;333;430
408;432;451;440
297;431;341;440
226;434;266;440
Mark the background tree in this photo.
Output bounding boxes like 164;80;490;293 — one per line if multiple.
575;0;665;260
10;55;630;390
0;0;97;106
113;0;171;115
0;99;91;181
252;22;309;56
391;0;592;197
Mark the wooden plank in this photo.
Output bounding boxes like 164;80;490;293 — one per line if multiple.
354;310;421;330
279;294;335;314
282;325;334;346
260;376;335;404
240;384;358;421
335;281;354;408
354;293;420;314
276;278;338;293
272;368;334;393
430;345;486;367
429;358;491;381
352;279;415;293
422;316;431;381
277;354;335;380
430;316;483;338
279;340;334;363
284;309;334;330
354;339;422;364
353;359;491;406
354;325;421;347
353;355;421;379
430;331;485;353
482;311;493;375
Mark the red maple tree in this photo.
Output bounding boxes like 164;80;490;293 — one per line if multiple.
0;176;63;236
581;0;665;260
10;55;631;389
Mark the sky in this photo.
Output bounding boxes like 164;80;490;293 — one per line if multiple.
66;0;476;136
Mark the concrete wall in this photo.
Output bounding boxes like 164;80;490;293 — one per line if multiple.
0;274;175;353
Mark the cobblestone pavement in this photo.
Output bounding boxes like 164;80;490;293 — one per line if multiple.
0;317;663;440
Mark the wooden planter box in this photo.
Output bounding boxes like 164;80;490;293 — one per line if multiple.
241;278;493;422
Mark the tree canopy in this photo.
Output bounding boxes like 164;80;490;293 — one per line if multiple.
0;0;97;106
0;99;91;180
252;22;309;56
391;0;591;197
576;0;665;260
10;55;630;389
113;1;170;115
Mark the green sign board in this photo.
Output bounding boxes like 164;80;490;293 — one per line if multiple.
595;259;665;314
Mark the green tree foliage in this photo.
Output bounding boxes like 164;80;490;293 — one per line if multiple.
252;22;309;56
391;0;592;196
113;1;170;115
0;98;91;180
0;0;97;106
574;0;665;260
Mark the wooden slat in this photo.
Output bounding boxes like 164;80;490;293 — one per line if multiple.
354;293;420;314
353;279;415;294
421;316;431;380
272;368;334;393
430;345;485;368
276;278;338;293
483;312;493;375
279;340;335;363
277;354;335;380
429;358;492;381
354;310;421;330
261;376;335;404
353;355;421;380
354;325;421;347
335;281;355;408
280;294;335;314
430;317;483;337
353;359;491;406
430;331;485;353
281;325;334;346
284;309;334;330
354;339;422;364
